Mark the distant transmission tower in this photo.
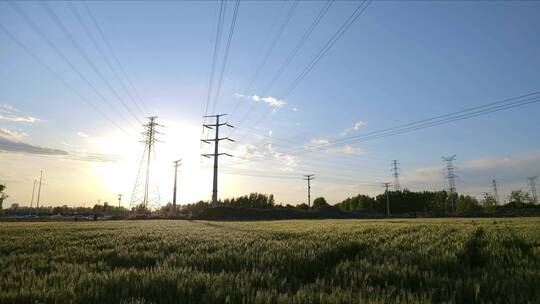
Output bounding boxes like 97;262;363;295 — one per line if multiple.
492;179;500;205
303;174;315;208
442;155;457;214
202;114;234;207
527;176;538;204
391;160;401;191
131;116;162;210
382;182;392;217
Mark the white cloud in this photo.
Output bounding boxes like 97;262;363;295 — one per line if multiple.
310;138;329;146
236;144;265;160
263;142;274;152
341;120;366;136
234;93;286;110
0;104;39;123
77;132;90;138
274;152;297;171
354;121;365;130
292;107;299;112
268;130;273;137
0;127;27;141
326;145;360;155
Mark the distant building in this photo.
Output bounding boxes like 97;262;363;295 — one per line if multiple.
11;203;19;209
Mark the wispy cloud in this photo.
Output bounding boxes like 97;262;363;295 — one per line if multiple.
0;127;27;141
234;93;286;110
0;104;39;123
0;137;68;156
0;132;118;162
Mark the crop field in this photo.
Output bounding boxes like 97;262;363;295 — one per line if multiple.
1;218;539;303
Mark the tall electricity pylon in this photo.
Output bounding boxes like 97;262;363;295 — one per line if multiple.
442;155;457;214
303;174;315;208
202;114;234;207
528;176;538;204
382;182;392;217
131;116;162;210
30;179;36;208
492;179;500;205
391;160;401;191
172;159;182;211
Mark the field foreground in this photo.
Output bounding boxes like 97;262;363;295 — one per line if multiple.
1;219;539;303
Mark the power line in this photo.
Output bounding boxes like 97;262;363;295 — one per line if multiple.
228;1;299;128
233;0;371;142
278;92;540;157
81;0;151;114
203;0;227;120
232;92;540;169
41;2;143;125
210;0;241;115
243;0;369;129
261;0;334;96
0;21;131;135
201;0;227;146
202;114;234;207
68;2;146;117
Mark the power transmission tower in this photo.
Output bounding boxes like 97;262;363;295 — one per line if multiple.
442;155;457;214
172;159;182;211
527;176;538;204
36;170;43;209
303;174;315;208
492;179;500;205
382;182;392;217
131;116;163;210
30;179;36;208
391;160;401;191
117;194;122;208
202;114;234;207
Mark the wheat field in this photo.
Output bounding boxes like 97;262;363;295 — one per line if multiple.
1;218;539;303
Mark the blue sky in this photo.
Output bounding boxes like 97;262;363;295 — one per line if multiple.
1;1;539;206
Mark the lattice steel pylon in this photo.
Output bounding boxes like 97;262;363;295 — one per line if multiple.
131;116;162;210
442;155;457;214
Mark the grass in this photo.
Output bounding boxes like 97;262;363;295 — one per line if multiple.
1;218;539;303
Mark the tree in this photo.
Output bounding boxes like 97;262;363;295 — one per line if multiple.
482;193;497;213
312;197;329;209
0;184;7;210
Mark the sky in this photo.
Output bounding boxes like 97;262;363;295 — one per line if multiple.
1;0;539;207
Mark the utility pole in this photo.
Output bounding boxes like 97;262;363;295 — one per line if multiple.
202;114;234;207
36;170;43;209
527;176;538;204
131;116;162;210
303;174;315;208
442;155;457;214
383;182;391;217
30;179;37;208
117;194;122;208
492;179;500;205
172;159;182;211
391;160;401;191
